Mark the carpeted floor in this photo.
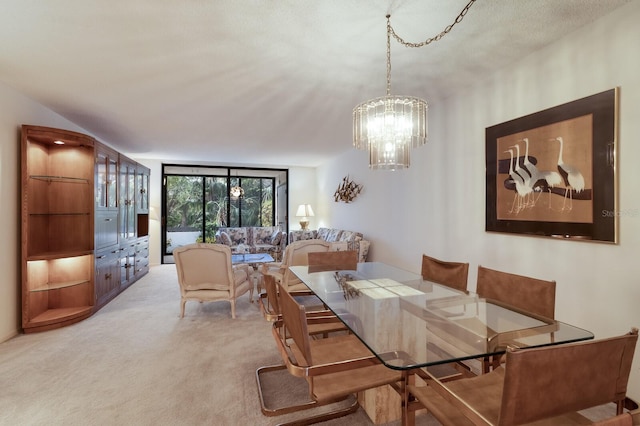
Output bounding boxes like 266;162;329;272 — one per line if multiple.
0;265;621;426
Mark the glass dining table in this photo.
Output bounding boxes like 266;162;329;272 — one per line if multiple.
290;262;594;425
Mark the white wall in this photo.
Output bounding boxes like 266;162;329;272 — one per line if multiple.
0;83;90;342
316;2;640;398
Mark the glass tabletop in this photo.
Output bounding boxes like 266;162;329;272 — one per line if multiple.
290;262;593;370
231;253;274;264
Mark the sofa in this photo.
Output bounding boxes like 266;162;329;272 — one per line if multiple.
215;226;286;259
288;227;370;262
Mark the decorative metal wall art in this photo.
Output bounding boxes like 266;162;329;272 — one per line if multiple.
334;175;363;203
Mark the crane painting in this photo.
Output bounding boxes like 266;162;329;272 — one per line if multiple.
486;88;618;243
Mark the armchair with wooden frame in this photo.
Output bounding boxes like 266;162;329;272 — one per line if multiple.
256;280;402;424
407;328;638;426
173;243;253;319
261;239;331;292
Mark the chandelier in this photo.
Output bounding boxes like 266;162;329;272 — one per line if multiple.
353;1;476;170
230;185;244;199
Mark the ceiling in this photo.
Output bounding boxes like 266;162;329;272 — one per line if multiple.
0;0;631;168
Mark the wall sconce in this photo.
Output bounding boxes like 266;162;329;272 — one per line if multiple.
295;204;314;230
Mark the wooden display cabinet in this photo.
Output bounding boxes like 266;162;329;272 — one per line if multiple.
21;125;95;332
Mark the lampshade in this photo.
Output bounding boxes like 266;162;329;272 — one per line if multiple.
295;204;314;218
295;204;314;230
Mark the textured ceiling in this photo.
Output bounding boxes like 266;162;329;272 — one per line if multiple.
0;0;631;167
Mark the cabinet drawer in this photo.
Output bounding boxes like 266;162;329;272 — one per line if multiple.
95;211;118;249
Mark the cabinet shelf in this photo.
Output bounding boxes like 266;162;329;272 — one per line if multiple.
30;279;91;292
27;250;93;261
27;307;93;329
30;175;90;184
29;212;90;216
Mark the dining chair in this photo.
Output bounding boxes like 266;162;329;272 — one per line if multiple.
262;239;331;292
256;281;402;423
408;328;638;426
307;250;358;272
173;243;253;318
592;408;640;426
476;265;556;372
258;274;347;336
421;254;469;293
476;265;556;319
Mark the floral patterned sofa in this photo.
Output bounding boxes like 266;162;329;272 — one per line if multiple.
215;226;286;259
288;227;370;262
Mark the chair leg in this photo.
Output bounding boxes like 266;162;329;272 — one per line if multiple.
231;300;236;319
180;299;186;318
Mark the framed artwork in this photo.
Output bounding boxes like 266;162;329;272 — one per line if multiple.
485;88;618;243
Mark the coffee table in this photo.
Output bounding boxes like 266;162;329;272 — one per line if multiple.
231;253;274;297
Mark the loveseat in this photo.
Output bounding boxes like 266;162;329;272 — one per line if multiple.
215;226;286;259
288;227;370;262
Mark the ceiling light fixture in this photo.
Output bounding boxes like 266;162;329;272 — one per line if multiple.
230;185;244;199
353;0;476;170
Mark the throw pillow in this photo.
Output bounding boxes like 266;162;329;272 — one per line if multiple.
218;231;232;246
270;231;282;246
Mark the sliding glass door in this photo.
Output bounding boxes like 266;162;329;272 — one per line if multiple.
162;165;288;263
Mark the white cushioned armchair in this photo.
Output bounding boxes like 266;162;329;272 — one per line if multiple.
173;243;253;318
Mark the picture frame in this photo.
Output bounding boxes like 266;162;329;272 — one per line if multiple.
485;88;618;243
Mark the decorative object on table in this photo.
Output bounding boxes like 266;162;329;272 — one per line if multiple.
334;175;363;203
236;243;249;260
295;204;314;230
485;88;618;243
352;1;477;170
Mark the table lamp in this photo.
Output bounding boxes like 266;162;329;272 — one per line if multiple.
295;204;314;230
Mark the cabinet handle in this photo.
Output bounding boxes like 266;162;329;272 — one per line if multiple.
105;273;111;279
104;218;112;222
97;255;106;259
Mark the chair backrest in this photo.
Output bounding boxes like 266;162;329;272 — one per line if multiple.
476;265;556;319
285;239;332;267
498;328;638;425
307;250;358;272
281;240;332;289
263;274;281;317
278;281;313;367
173;243;234;292
421;254;469;293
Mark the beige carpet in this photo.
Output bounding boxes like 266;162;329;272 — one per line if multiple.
0;265;620;426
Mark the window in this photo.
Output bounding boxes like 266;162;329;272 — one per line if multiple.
162;165;288;263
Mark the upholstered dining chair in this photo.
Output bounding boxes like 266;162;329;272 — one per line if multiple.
476;265;556;372
476;265;556;319
420;255;472;380
173;243;253;319
421;254;469;293
408;328;638;426
307;250;358;273
256;281;402;423
262;239;331;292
592;408;640;426
258;274;346;336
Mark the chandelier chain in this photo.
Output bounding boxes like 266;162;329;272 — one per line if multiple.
388;0;476;48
